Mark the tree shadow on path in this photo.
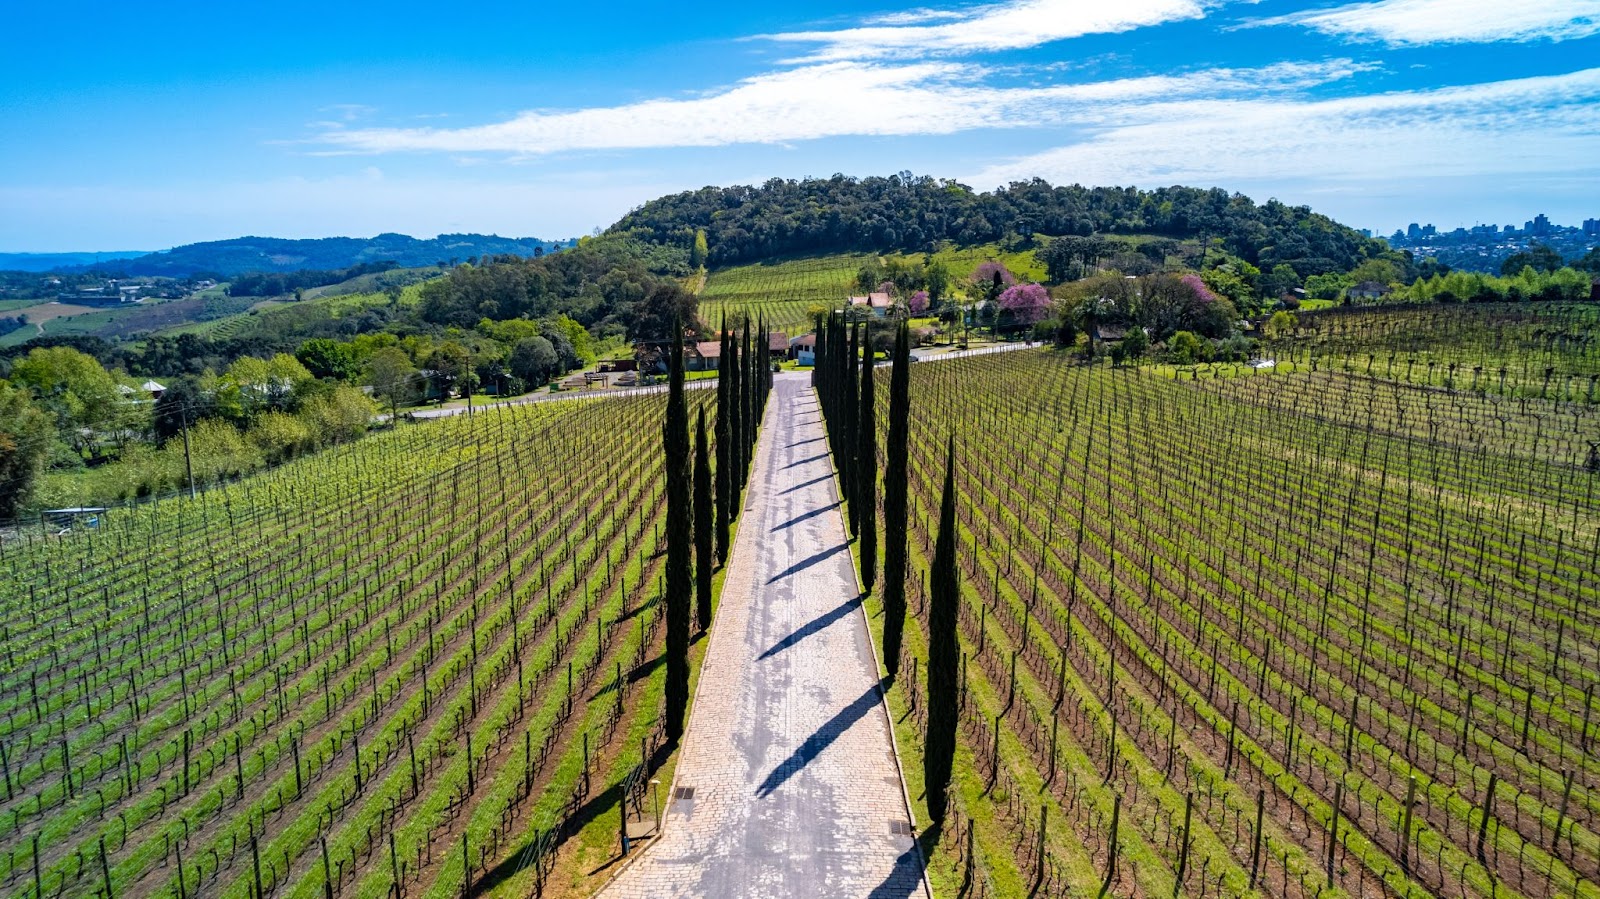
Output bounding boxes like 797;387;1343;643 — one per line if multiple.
771;501;840;532
755;680;884;798
765;542;848;584
757;593;863;660
866;819;941;899
779;473;833;495
783;453;830;470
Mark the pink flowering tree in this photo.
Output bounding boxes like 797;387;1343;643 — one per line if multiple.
1180;273;1222;305
876;280;897;297
997;282;1051;327
909;290;930;314
970;262;1017;296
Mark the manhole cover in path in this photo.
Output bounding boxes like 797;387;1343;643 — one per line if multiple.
674;786;696;800
889;821;912;835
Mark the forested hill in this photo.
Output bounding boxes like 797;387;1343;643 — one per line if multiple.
55;233;573;277
610;174;1386;277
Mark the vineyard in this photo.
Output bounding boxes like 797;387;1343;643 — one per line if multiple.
697;254;868;335
0;390;713;899
874;347;1600;899
1273;303;1600;400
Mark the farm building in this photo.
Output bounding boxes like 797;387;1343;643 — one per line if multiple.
688;340;722;372
845;292;893;317
790;333;817;366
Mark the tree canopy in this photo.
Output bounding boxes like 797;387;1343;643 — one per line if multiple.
611;174;1385;276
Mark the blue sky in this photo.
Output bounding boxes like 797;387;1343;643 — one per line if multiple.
2;0;1597;251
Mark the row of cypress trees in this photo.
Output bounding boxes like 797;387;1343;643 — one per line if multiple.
663;314;774;742
813;314;960;824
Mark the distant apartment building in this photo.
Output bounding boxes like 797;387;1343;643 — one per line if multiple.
1525;213;1552;236
1585;218;1599;237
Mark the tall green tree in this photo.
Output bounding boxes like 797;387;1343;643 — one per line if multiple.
925;437;960;825
742;325;756;474
714;319;732;563
842;325;860;538
881;322;911;676
856;336;877;592
727;324;743;500
10;346;123;461
366;347;417;423
0;382;54;518
694;405;714;631
662;324;692;742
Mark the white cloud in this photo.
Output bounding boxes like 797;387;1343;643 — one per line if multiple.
765;0;1207;60
861;7;970;25
314;60;1361;156
969;68;1600;205
1252;0;1600;46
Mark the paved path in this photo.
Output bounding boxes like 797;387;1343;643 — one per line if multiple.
602;372;929;899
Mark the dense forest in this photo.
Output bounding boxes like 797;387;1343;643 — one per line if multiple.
612;173;1387;276
227;260;400;297
47;232;572;277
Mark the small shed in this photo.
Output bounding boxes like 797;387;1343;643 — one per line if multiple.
41;507;107;535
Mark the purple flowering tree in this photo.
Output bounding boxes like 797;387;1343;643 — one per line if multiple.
909;290;930;314
876;280;897;297
970;262;1017;292
1181;273;1222;305
997;282;1051;326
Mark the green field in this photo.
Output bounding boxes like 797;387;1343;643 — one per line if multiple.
855;342;1600;899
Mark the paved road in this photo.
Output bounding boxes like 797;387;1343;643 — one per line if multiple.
602;372;929;899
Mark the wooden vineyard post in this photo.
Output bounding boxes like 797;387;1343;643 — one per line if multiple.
1400;775;1417;872
1327;782;1342;889
99;836;113;899
1249;788;1264;889
390;832;402;898
1098;794;1120;899
461;833;471;899
1553;770;1574;853
175;837;186;899
321;835;334;899
251;831;265;899
1174;793;1192;897
1034;803;1048;892
1476;772;1497;863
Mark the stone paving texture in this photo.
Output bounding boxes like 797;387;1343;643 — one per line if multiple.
601;373;929;899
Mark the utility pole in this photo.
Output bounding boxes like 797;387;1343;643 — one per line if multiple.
181;406;196;500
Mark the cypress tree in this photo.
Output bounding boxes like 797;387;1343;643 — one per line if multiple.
882;321;911;677
857;333;877;592
715;321;732;563
843;324;860;538
925;436;960;824
663;324;692;743
727;324;742;499
694;405;714;631
742;324;756;472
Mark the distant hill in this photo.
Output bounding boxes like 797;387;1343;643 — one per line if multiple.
47;233;574;277
0;251;150;272
612;174;1385;277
